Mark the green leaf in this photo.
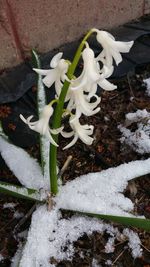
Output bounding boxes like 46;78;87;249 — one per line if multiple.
0;121;8;140
64;209;150;231
0;181;43;202
31;50;50;183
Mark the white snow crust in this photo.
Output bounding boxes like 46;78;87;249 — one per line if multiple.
119;109;150;154
19;158;150;267
0;254;4;262
19;205;142;267
144;77;150;96
3;202;17;209
13;211;24;219
125;109;150;124
56;158;150;216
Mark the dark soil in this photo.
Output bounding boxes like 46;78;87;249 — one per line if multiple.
0;64;150;266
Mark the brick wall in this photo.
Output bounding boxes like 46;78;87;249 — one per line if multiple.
0;0;147;70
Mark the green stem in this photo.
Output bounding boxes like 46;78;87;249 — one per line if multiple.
50;29;94;195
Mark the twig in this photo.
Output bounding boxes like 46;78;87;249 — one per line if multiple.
127;74;135;98
114;239;127;247
112;248;126;265
58;155;73;177
141;243;150;253
14;203;36;233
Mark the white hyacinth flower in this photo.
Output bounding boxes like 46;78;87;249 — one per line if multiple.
93;29;134;67
67;89;101;118
71;43;117;93
71;43;100;91
62;116;94;149
33;52;69;96
20;105;60;146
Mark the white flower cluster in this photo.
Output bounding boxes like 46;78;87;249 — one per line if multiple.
20;29;133;148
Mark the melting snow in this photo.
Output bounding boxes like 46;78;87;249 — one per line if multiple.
144;77;150;96
123;228;142;258
13;211;24;219
56;158;150;216
0;254;4;262
19;158;150;267
119;109;150;154
125;109;150;124
92;258;102;267
19;205;142;267
3;202;17;209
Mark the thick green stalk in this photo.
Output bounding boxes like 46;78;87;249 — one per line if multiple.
50;29;94;195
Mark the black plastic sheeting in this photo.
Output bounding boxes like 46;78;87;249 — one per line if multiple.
0;18;150;104
0;17;150;148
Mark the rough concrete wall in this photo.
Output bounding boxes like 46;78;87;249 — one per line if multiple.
0;0;147;70
144;0;150;14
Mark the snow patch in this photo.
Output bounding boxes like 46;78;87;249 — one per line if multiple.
144;77;150;96
19;158;150;267
118;109;150;154
20;204;142;267
11;244;24;267
56;158;150;216
0;254;4;262
123;228;142;258
3;202;17;209
92;258;102;267
13;211;24;219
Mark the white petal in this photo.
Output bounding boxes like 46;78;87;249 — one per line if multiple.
79;133;93;145
63;134;78;150
71;75;87;90
61;130;74;138
110;48;122;65
45;130;58;147
20;114;27;124
102;65;114;78
28;121;43;134
27;116;34;124
20;114;34;125
86;84;97;99
55;79;63;96
50;52;63;68
33;68;51;76
66;98;73;111
115;41;134;53
88;95;101;109
50;126;64;135
62;74;70;83
82;124;94;133
98;79;117;91
96;50;105;62
42;70;57;88
107;31;116;40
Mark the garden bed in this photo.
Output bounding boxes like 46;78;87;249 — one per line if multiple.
0;62;150;266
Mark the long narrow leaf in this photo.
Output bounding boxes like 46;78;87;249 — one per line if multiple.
32;50;50;188
63;209;150;231
0;121;8;140
0;136;45;190
0;181;43;202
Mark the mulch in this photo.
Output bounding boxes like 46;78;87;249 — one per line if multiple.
0;62;150;266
